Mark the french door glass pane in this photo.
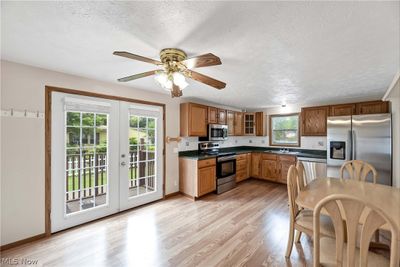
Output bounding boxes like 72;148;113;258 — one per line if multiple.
65;111;109;215
128;115;157;198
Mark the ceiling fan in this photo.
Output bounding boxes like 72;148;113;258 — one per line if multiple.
113;48;226;97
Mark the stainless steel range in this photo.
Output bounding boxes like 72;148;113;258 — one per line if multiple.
199;142;237;194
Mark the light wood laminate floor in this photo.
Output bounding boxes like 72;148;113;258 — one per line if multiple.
1;180;314;267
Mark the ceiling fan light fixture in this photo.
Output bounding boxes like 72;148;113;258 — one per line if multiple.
172;72;189;89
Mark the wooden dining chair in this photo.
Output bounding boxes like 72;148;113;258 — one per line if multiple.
340;160;378;183
313;194;399;267
286;165;335;258
296;161;306;191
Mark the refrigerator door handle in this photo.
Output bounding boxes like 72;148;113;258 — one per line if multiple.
352;130;356;160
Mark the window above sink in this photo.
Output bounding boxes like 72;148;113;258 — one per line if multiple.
269;113;300;147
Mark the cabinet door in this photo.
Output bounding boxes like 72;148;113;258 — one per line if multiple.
208;107;218;124
355;101;389;115
244;113;255;135
277;161;294;184
246;153;251;178
330;104;356;116
227;111;235;136
301;106;329;136
234;112;244;136
189;104;208;136
261;159;277;181
255;112;265;136
198;166;216;197
251;153;261;177
218;109;227;124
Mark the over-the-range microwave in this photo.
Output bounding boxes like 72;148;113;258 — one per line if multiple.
199;124;228;141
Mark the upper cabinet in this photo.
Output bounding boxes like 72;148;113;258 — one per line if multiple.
227;111;235;136
244;112;255;135
218;109;227;124
255;112;265;136
356;101;389;115
330;103;356;116
180;103;208;137
207;106;218;124
234;112;244;136
301;106;329;136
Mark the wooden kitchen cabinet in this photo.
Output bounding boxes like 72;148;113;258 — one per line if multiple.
260;153;278;181
218;109;227;124
198;166;216;196
180;103;208;137
179;157;216;199
276;155;296;184
208;106;218;124
251;153;262;177
355;101;389;115
234;112;244;136
330;104;356;116
236;153;251;182
244;113;256;135
255;112;265;136
227;111;235;136
301;106;330;136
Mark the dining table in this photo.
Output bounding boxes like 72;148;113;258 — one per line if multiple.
296;177;400;248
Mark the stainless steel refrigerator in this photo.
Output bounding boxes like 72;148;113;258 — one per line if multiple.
327;113;392;185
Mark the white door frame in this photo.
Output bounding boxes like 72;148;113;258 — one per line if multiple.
46;87;165;234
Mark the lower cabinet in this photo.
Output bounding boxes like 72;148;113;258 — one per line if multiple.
179;157;216;198
198;166;216;196
236;153;251;182
251;152;296;184
251;153;262;178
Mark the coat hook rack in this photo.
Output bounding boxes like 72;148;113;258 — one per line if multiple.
1;108;44;119
165;136;182;144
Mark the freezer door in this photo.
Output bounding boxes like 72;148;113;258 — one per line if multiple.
327;116;352;178
352;114;392;185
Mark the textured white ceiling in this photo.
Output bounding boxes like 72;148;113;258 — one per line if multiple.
1;1;399;108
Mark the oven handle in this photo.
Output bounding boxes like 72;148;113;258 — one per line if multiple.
217;155;237;162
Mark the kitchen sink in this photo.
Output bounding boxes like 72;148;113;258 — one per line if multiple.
263;150;299;155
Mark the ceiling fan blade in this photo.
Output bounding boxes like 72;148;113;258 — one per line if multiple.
117;70;158;82
113;51;162;65
171;84;183;98
181;53;221;69
187;70;226;89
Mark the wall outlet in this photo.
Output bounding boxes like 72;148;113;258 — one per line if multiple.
249;140;253;143
235;140;238;144
174;180;178;186
261;140;265;144
185;141;190;146
318;141;324;146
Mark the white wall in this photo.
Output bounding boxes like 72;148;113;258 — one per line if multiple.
0;60;181;246
386;79;400;188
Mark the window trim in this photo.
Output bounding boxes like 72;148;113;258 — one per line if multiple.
268;113;301;147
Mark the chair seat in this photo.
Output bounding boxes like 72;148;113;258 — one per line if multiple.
295;210;335;237
320;237;390;267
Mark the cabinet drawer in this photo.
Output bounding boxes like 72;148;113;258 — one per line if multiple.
278;155;296;162
198;158;216;168
236;169;247;182
236;153;248;161
262;153;277;160
236;159;247;170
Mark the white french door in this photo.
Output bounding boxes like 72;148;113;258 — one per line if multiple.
119;102;163;210
51;92;163;232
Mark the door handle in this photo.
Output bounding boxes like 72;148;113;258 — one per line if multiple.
120;161;126;167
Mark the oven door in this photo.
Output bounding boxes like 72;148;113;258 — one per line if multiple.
217;158;236;178
209;124;228;141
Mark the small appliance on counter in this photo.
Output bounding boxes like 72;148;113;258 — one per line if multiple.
199;142;237;194
199;124;228;141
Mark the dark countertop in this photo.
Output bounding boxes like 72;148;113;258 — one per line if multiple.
179;146;326;160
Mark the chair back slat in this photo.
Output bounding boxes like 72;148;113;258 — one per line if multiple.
340;160;378;183
359;210;386;267
296;161;306;191
287;166;299;220
313;194;399;267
